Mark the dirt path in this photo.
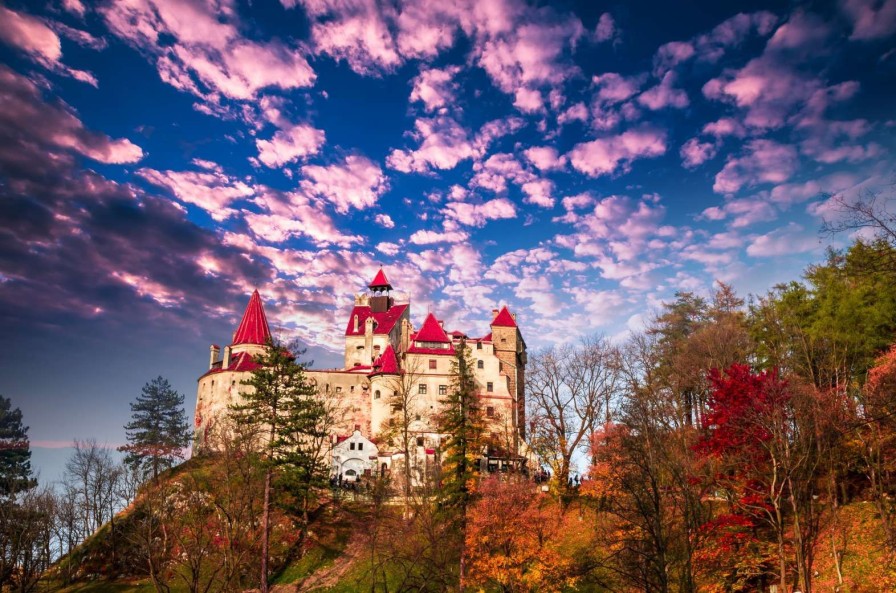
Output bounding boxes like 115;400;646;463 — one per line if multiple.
272;532;366;593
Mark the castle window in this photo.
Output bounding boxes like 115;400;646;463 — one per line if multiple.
501;338;507;343
358;443;363;451
416;436;424;447
415;414;421;421
350;442;356;450
336;386;342;393
477;360;484;369
356;345;364;351
419;384;427;394
374;390;381;399
211;380;215;388
477;342;482;350
487;406;495;418
350;385;355;393
374;345;381;353
439;385;447;396
486;382;493;392
429;359;437;370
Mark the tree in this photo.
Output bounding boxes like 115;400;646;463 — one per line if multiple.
0;395;35;498
465;475;575;593
120;376;190;484
229;338;320;593
437;338;485;590
527;337;620;503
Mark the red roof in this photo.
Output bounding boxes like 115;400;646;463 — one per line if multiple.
491;306;517;328
368;268;392;290
373;345;400;374
345;303;408;337
414;312;451;343
406;345;455;355
232;290;272;345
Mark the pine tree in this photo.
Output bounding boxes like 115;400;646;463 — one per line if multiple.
120;376;190;484
229;339;322;593
0;395;35;498
437;338;485;591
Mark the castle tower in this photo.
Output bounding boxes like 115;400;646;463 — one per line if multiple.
490;306;527;446
343;269;409;368
195;290;272;447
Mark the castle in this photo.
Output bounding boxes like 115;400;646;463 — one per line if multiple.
195;269;527;482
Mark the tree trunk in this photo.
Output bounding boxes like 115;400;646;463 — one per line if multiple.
260;466;271;593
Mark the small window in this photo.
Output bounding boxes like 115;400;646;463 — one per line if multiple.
350;385;355;393
374;345;381;352
416;436;424;447
358;443;363;451
429;359;437;369
231;380;236;386
439;385;447;395
419;384;427;394
357;345;364;351
487;406;495;418
374;390;381;399
336;386;342;393
350;442;356;450
415;414;421;421
211;380;215;388
477;342;482;350
486;382;493;392
477;360;484;369
501;338;507;343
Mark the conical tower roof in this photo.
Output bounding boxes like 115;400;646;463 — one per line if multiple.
232;290;272;345
368;268;392;290
373;344;400;374
415;312;451;343
491;306;517;328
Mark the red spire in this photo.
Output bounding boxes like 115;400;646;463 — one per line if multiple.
368;268;392;290
491;306;517;328
232;290;272;345
373;345;400;374
415;312;451;343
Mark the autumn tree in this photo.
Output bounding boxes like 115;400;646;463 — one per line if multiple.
229;338;320;593
120;376;190;484
527;336;620;503
465;476;575;593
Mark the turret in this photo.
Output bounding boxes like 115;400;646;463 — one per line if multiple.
490;306;527;446
209;345;220;369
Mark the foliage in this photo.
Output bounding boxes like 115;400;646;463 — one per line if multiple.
120;377;190;484
465;476;576;593
0;395;35;498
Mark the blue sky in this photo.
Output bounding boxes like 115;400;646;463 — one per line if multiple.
0;0;894;480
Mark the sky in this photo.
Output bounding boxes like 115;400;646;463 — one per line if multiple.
0;0;894;482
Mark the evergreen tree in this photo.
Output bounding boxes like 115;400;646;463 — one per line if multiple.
229;339;322;593
437;338;485;590
0;395;35;498
120;376;190;484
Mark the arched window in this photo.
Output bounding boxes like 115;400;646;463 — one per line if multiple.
477;360;484;369
374;390;381;399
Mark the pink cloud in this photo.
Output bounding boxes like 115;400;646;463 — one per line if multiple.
653;41;695;75
700;197;778;228
443;197;517;227
842;0;896;40
568;127;667;177
0;6;97;85
746;223;819;257
521;179;555;208
523;146;567;171
558;101;589;125
246;187;362;247
256;123;325;168
594;12;619;43
513;88;544;113
101;0;315;103
299;155;388;213
680;138;718;168
410;65;461;111
386;116;474;173
138;168;253;220
638;71;689;110
471;153;532;193
374;214;395;228
408;228;470;245
713;139;799;194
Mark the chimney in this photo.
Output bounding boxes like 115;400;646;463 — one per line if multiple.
492;309;499;317
209;345;220;369
223;346;231;369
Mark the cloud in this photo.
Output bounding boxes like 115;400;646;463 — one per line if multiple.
521;179;555;208
374;214;395;228
101;0;315;103
523;146;567;171
842;0;896;40
594;12;619;43
256;123;326;168
299;155;388;213
680;138;718;168
247;187;362;247
408;228;470;245
443;198;517;227
713;139;799;194
376;241;400;255
699;197;778;228
746;223;819;256
471;153;532;193
386;116;474;173
0;66;143;167
653;41;695;75
138;168;253;221
0;6;98;85
410;65;461;111
637;72;689;110
568;127;667;177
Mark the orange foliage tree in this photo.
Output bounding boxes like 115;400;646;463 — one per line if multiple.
465;476;575;593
